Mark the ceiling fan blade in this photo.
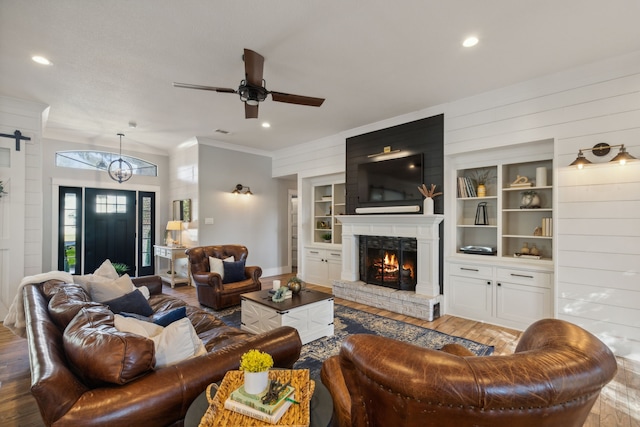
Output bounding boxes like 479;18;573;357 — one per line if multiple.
270;91;325;107
245;103;259;119
243;49;264;86
173;82;237;93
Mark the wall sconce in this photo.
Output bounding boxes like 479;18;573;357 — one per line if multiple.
570;143;637;169
166;220;183;247
231;184;253;195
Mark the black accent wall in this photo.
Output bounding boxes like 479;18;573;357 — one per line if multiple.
345;114;444;214
345;113;444;293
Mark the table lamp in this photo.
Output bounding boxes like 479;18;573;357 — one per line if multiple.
166;221;183;247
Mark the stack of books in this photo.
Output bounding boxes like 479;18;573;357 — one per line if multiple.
224;382;296;424
457;176;477;198
541;217;553;236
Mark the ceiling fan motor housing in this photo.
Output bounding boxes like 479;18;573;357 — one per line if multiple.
238;81;268;105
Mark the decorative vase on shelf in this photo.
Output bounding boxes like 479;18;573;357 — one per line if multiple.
477;184;487;198
520;191;541;208
520;242;530;254
287;276;304;294
423;197;434;215
244;370;269;395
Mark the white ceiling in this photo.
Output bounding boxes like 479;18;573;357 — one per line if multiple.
2;0;640;155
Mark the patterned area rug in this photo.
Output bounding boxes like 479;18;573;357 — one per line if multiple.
212;304;494;379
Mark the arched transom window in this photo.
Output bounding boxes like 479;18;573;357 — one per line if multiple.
55;150;157;177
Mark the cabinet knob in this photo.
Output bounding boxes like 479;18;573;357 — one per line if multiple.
497;282;502;286
487;281;491;285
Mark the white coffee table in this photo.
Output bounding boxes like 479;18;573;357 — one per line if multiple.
240;289;334;345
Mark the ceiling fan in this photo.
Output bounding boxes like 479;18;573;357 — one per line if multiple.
173;48;325;119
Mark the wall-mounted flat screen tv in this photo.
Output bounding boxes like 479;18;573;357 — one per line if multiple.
357;154;423;204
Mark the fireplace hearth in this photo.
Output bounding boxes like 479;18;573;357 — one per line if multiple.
360;236;417;290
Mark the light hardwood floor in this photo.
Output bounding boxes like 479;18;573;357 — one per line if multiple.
1;275;638;426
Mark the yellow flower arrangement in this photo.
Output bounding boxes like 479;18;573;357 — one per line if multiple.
239;349;274;373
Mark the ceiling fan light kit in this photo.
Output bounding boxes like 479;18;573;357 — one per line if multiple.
174;48;325;119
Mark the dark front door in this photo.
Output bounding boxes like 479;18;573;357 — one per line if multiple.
84;188;136;275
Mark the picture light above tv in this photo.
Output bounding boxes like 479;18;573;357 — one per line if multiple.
356;153;424;209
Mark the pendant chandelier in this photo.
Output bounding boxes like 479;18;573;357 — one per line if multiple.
108;133;133;183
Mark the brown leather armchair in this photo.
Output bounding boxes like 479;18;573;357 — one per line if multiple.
321;318;617;427
185;245;262;310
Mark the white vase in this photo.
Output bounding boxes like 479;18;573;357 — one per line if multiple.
244;370;269;395
423;197;434;215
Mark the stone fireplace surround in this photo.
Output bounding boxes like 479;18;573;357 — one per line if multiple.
333;214;444;321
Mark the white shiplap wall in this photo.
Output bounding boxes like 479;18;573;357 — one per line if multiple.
0;96;46;319
0;97;46;277
557;162;640;356
272;50;640;356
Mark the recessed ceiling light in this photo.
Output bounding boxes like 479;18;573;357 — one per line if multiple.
32;55;52;65
462;36;479;48
261;122;271;128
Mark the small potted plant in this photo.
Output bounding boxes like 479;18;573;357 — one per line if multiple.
321;233;332;243
111;263;130;276
240;349;274;395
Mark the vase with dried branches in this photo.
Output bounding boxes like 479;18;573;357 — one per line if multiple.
417;184;442;215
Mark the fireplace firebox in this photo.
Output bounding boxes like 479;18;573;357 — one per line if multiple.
359;236;417;290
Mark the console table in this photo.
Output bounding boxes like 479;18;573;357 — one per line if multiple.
154;245;190;288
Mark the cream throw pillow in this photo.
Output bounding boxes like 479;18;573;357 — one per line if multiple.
74;259;119;291
94;259;120;280
151;318;207;368
209;255;234;280
114;313;163;337
89;274;135;303
114;315;207;368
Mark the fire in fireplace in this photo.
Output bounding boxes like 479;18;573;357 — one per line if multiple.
359;236;417;291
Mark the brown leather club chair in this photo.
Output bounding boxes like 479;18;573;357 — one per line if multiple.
321;318;617;427
185;244;262;310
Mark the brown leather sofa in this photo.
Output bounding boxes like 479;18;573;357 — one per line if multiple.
23;275;302;427
321;318;617;427
186;244;261;310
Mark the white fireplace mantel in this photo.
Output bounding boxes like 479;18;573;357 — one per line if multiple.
337;214;444;297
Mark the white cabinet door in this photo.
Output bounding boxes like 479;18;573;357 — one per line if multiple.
326;250;342;283
305;249;327;285
448;275;493;321
495;281;553;327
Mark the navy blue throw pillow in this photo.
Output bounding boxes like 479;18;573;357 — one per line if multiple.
222;259;246;283
104;289;154;317
152;306;187;327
